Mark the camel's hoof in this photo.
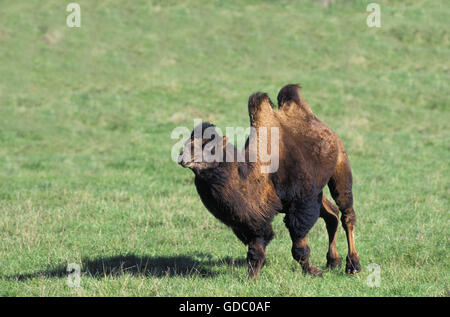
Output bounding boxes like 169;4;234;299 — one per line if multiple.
345;254;361;274
303;265;323;277
326;253;342;269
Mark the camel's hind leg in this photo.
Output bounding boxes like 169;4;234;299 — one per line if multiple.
320;193;342;269
328;152;361;274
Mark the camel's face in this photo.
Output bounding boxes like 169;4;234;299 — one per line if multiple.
178;124;226;171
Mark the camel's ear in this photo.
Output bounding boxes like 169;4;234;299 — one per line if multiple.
277;84;302;109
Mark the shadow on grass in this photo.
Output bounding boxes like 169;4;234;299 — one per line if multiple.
4;253;247;281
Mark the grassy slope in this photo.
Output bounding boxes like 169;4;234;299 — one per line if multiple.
0;0;448;296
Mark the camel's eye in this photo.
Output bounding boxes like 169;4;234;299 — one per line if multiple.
201;138;212;149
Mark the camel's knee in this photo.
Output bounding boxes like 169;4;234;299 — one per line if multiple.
334;191;353;211
247;237;266;263
321;205;339;230
321;196;340;217
247;248;265;264
328;177;354;212
291;238;322;277
292;244;310;263
247;245;266;278
341;208;356;228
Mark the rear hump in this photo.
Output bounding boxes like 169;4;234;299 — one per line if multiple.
277;84;302;109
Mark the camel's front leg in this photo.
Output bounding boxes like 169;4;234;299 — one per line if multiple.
284;200;322;277
246;237;267;279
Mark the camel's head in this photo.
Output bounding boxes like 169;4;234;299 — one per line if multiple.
178;122;228;171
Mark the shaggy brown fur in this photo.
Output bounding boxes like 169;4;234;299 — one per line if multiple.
178;84;361;278
178;122;282;278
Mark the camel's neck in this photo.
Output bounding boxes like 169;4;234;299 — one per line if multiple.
194;142;259;185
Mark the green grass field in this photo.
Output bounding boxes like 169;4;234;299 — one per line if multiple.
0;0;448;296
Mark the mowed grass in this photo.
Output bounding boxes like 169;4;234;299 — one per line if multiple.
0;0;449;296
